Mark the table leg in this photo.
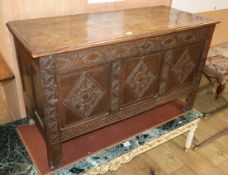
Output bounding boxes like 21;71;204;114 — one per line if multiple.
185;126;197;151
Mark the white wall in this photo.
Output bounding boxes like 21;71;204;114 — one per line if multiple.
172;0;228;13
88;0;123;3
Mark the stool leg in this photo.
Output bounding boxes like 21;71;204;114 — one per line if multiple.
215;83;225;99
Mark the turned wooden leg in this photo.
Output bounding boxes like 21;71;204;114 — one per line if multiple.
185;126;197;151
215;83;225;99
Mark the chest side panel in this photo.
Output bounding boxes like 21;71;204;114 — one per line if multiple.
14;39;45;133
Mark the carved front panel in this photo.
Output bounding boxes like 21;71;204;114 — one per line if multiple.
51;28;208;138
56;64;108;127
159;43;203;94
120;53;163;107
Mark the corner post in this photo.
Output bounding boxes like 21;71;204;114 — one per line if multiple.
40;56;63;169
184;25;216;111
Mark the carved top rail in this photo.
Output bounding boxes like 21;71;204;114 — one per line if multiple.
0;54;14;82
52;27;208;73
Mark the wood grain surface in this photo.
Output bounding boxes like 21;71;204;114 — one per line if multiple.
7;6;218;58
8;6;218;168
0;0;172;120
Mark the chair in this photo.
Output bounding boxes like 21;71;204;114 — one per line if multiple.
194;54;228;150
203;54;228;115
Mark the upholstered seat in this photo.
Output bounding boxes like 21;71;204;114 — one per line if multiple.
204;54;228;98
194;53;228;150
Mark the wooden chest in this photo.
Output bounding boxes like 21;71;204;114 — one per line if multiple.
7;6;217;169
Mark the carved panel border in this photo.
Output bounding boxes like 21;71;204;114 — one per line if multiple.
40;56;63;166
111;61;121;112
159;51;173;95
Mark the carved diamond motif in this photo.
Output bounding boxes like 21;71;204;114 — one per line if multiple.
126;59;155;98
63;73;104;117
171;49;195;84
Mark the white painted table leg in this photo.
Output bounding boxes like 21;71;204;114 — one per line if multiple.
185;126;197;152
27;111;34;125
29;118;35;125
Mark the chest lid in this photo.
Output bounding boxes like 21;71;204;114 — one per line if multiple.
7;6;218;59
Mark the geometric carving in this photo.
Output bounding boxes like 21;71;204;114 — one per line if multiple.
61;85;194;141
126;59;155;98
159;51;173;95
138;40;156;52
111;61;121;111
63;73;105;117
55;50;105;73
40;56;63;167
161;36;177;47
171;49;195;84
54;28;208;74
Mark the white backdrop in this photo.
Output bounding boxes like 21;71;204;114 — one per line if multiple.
172;0;228;13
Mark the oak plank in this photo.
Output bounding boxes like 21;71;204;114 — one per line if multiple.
172;136;226;175
218;160;228;175
146;143;184;174
197;143;228;167
170;166;196;175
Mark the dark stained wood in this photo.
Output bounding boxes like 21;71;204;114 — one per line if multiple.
7;6;218;58
7;6;218;169
0;54;14;82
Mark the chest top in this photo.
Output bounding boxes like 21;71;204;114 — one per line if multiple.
7;6;217;59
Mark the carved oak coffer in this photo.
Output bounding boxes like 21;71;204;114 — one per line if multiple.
7;6;218;169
